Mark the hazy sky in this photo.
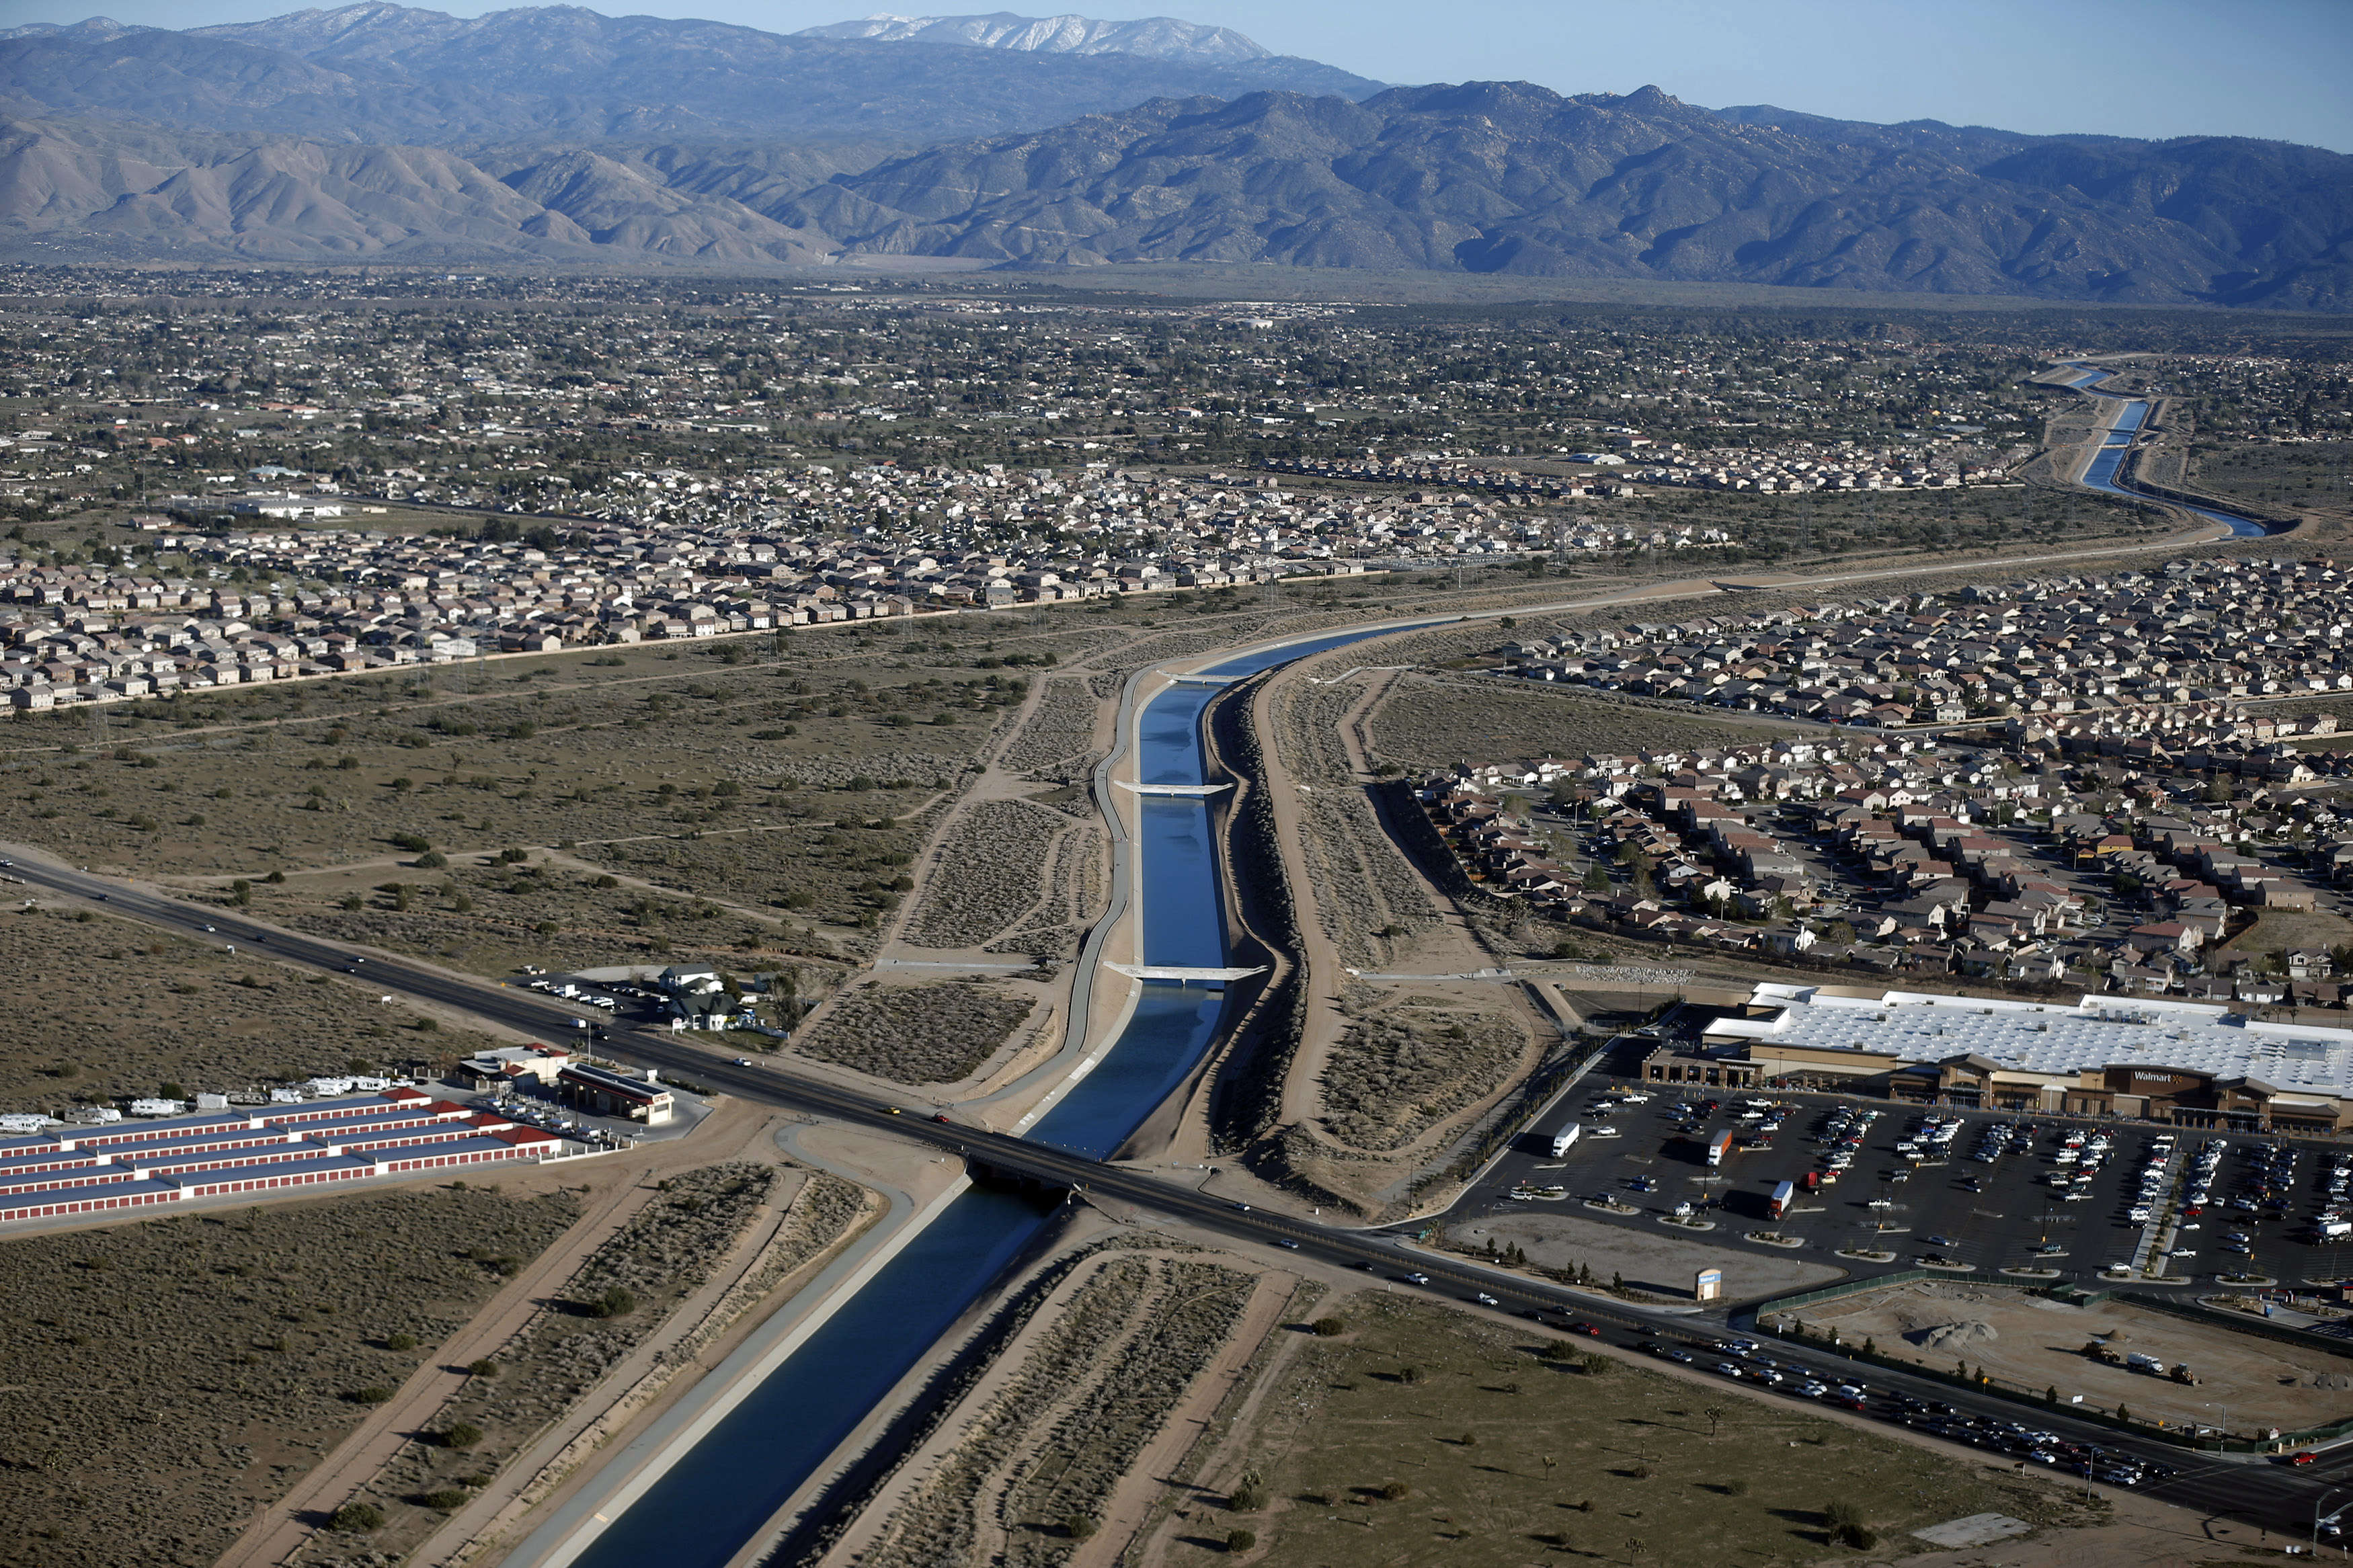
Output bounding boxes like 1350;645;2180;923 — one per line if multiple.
14;0;2350;151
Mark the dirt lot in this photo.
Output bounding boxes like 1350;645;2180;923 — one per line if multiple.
2218;907;2353;961
1799;1280;2352;1432
1319;997;1529;1155
2187;439;2351;515
0;633;1049;963
1454;1210;1844;1302
788;979;1043;1086
851;1243;1260;1568
1366;671;1802;771
0;906;506;1114
1142;1290;2098;1568
900;798;1078;949
0;1184;582;1568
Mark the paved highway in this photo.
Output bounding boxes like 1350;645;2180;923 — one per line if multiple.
5;852;2344;1536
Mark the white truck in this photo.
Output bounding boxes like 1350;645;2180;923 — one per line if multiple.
1550;1123;1583;1157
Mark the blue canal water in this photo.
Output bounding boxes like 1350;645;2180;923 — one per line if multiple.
564;622;1433;1568
2061;365;2268;538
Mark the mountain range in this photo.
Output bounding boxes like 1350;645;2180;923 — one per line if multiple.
0;5;1376;143
794;12;1271;65
1;3;2347;308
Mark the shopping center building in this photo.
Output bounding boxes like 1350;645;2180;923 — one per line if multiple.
1643;983;2353;1132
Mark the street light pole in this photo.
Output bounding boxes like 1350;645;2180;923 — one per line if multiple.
2203;1401;2228;1448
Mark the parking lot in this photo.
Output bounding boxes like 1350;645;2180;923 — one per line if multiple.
1637;1333;2194;1494
1446;1073;2353;1293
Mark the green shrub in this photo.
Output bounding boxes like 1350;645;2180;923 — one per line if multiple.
384;1332;418;1352
1228;1481;1267;1512
1310;1316;1347;1337
588;1285;639;1319
328;1501;384;1532
439;1421;483;1450
1224;1528;1255;1553
466;1358;500;1377
417;1488;471;1512
1825;1499;1874;1546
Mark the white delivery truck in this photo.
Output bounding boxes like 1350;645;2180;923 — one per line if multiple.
1550;1123;1583;1157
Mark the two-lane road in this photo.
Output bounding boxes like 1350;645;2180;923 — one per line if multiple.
4;852;2342;1533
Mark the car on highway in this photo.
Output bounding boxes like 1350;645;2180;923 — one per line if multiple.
733;1057;752;1067
1402;1272;1429;1285
1566;1321;1601;1338
1275;1239;1300;1250
1712;1361;1745;1378
1474;1292;1499;1306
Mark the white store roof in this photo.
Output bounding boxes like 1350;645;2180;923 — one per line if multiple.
1711;983;2353;1098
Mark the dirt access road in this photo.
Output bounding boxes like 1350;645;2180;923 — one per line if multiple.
212;1098;784;1568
